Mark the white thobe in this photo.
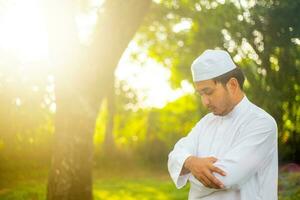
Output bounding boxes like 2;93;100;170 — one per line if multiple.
168;96;278;200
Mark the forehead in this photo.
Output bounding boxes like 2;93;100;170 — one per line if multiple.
194;80;216;91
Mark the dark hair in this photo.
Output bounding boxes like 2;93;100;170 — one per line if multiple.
212;67;245;90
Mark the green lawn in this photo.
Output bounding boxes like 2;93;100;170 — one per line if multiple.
0;181;45;200
0;178;189;200
93;178;189;200
0;171;299;200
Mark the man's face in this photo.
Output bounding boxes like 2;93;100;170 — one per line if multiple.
194;80;234;116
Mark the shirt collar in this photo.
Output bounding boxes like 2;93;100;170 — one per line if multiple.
221;95;249;119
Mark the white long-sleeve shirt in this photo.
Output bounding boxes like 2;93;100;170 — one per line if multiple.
168;96;278;200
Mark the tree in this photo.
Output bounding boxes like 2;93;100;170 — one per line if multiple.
44;1;151;199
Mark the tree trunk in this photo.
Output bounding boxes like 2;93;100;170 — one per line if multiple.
103;73;116;153
47;80;98;200
45;0;151;199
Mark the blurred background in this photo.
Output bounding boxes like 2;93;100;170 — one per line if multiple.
0;0;299;199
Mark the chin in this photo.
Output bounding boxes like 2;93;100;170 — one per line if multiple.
212;111;220;115
212;110;226;116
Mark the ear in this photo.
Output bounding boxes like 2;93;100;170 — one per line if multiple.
226;78;239;93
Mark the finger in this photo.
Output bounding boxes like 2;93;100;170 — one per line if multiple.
204;170;224;189
211;165;227;176
202;174;220;189
197;174;209;187
208;157;217;163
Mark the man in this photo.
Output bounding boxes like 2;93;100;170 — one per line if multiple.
168;49;278;200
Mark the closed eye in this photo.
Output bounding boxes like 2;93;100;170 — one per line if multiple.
199;89;214;96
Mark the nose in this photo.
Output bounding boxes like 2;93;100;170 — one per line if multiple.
201;95;210;107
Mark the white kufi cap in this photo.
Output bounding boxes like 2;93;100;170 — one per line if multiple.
191;49;237;82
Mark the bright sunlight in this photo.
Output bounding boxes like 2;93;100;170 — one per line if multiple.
0;0;191;108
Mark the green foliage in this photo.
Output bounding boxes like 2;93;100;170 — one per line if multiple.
144;94;204;148
137;0;240;87
279;172;300;200
93;93;205;168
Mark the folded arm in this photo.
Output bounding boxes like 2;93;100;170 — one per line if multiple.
168;117;225;189
213;117;277;189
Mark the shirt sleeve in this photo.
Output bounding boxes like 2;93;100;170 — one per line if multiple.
167;120;203;188
213;116;277;189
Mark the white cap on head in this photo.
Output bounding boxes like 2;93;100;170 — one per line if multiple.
191;49;237;82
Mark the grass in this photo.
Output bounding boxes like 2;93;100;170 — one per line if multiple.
0;177;189;200
93;178;189;200
0;169;299;200
0;167;190;200
0;182;45;200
